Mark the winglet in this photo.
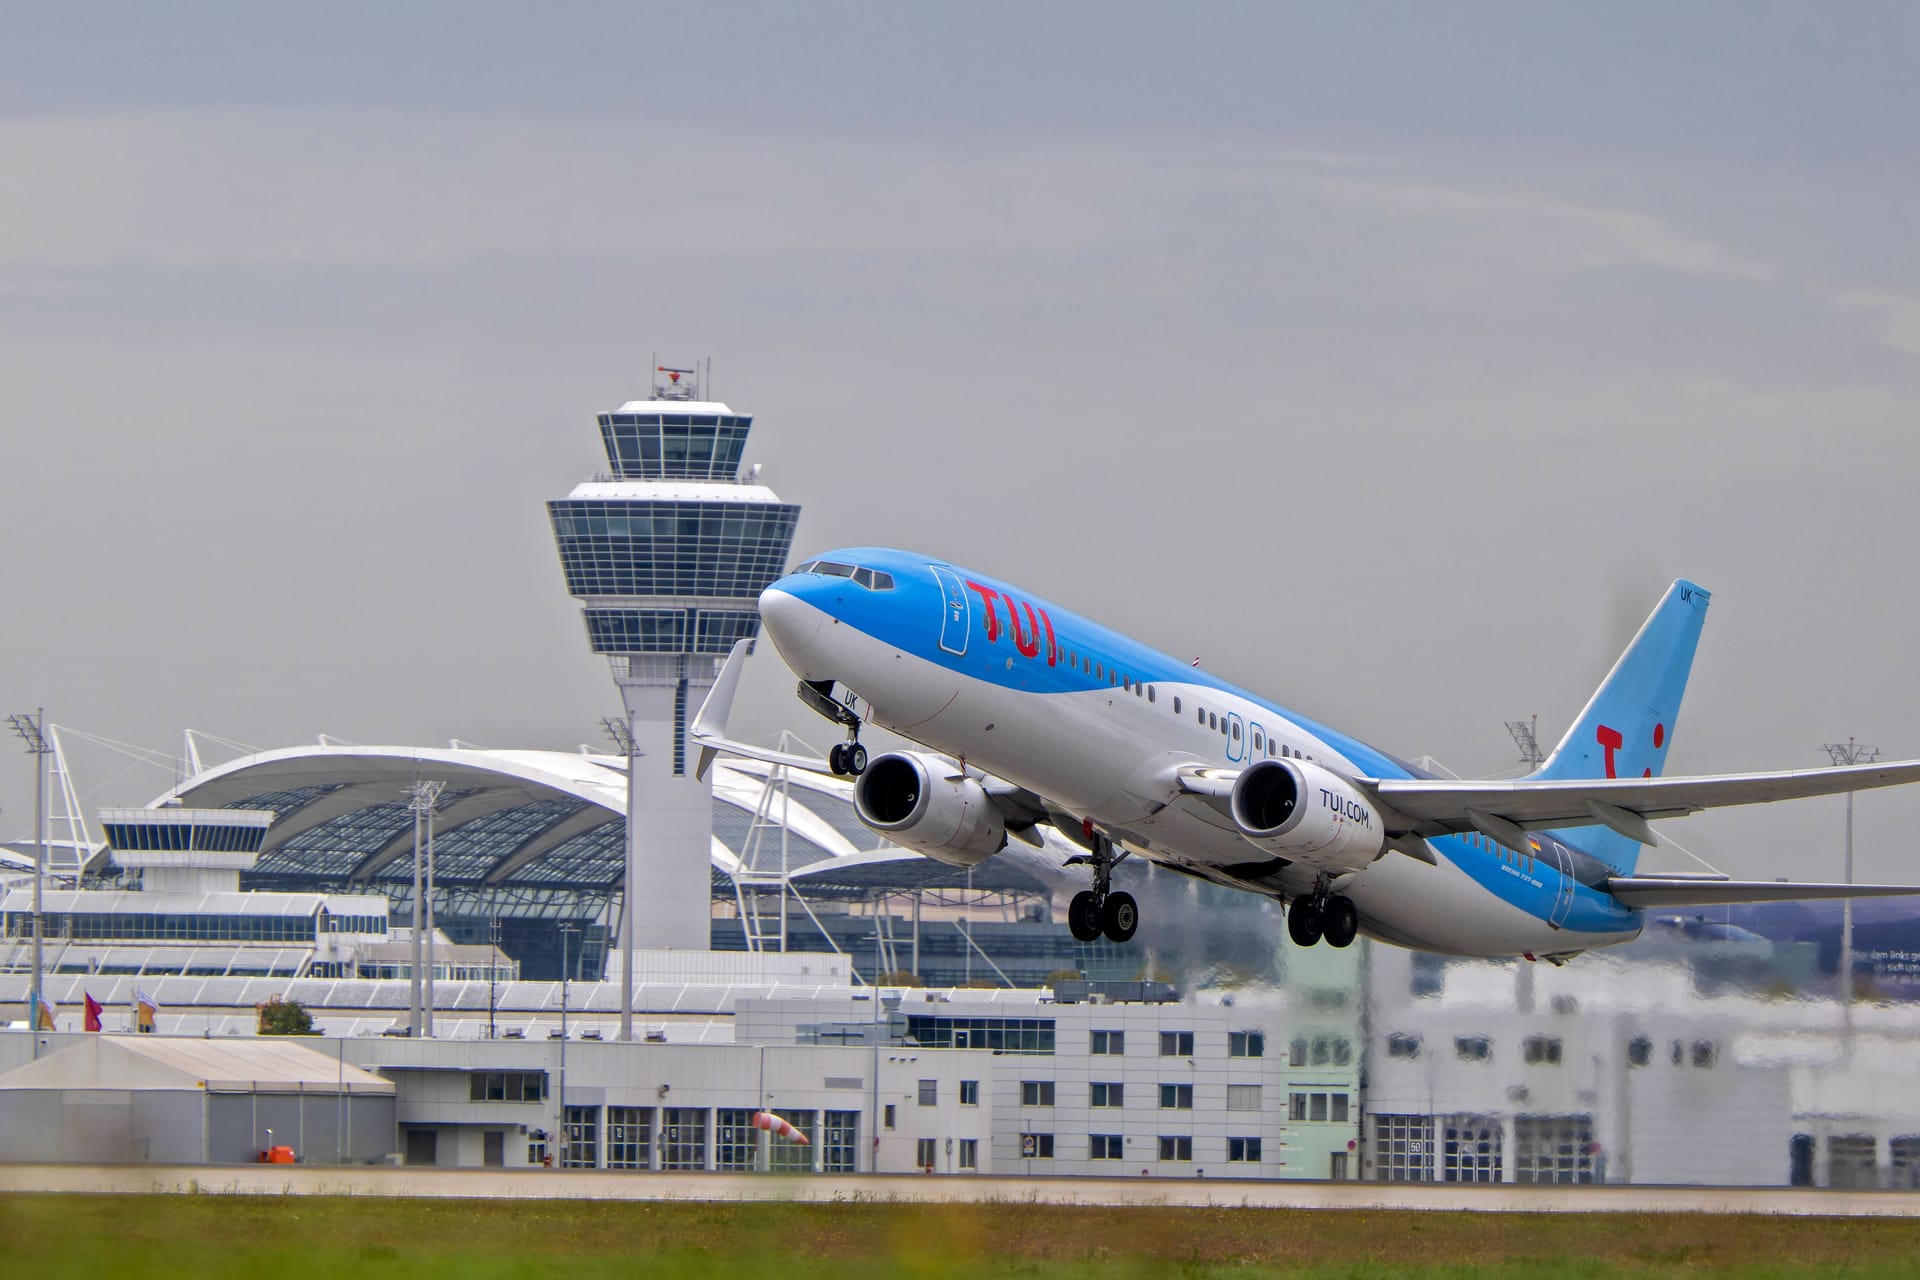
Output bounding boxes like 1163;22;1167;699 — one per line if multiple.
691;640;754;782
688;639;835;779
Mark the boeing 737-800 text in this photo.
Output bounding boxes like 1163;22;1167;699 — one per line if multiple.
693;548;1920;960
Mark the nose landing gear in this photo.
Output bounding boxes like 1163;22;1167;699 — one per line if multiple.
1064;829;1137;944
799;680;868;777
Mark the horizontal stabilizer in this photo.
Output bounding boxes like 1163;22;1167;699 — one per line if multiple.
1607;878;1920;909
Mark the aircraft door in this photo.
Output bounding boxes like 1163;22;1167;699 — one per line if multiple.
929;565;969;656
1546;840;1577;929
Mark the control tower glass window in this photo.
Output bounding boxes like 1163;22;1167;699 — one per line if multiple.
598;414;752;481
548;501;800;598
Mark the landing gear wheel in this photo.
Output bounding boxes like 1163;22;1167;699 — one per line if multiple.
1322;895;1359;948
1067;891;1104;943
846;742;868;776
1287;898;1324;947
828;743;849;776
1101;891;1139;944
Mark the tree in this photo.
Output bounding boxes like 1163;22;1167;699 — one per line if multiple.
257;996;314;1035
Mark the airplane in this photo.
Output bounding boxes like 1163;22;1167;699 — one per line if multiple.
692;548;1920;961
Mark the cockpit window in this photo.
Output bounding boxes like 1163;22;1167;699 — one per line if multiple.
789;560;818;575
789;560;895;590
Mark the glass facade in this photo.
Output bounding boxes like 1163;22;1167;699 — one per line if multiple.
6;910;321;944
597;412;752;481
385;797;587;884
905;1016;1055;1054
547;500;801;600
103;821;268;853
582;607;762;657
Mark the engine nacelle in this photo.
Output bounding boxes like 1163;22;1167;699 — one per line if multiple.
1229;758;1385;871
853;751;1007;868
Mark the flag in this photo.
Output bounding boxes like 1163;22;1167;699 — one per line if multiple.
84;992;103;1032
135;989;159;1033
32;991;58;1031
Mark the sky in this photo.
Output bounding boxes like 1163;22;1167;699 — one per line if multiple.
2;4;1918;883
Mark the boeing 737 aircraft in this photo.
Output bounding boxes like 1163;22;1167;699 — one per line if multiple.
693;549;1920;961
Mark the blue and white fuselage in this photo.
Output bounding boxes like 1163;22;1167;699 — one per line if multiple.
726;548;1920;959
757;548;1642;959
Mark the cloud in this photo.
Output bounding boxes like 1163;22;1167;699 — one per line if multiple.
1302;171;1783;285
1832;288;1920;358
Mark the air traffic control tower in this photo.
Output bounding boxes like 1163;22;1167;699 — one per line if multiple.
547;366;800;954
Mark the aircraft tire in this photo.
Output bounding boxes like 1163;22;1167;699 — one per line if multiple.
828;743;848;776
847;742;868;775
1287;899;1324;947
1068;891;1104;942
1101;891;1139;943
1323;895;1359;948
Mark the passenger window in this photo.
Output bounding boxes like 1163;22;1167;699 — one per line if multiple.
1173;697;1182;714
1123;675;1131;690
1209;713;1218;731
1232;722;1241;741
1196;708;1205;724
1253;732;1262;750
1135;683;1143;697
1097;664;1104;680
1147;687;1156;703
1082;657;1091;674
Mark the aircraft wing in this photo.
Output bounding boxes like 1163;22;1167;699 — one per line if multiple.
1366;760;1920;841
1606;878;1920;909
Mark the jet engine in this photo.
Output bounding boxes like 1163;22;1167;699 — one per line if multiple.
853;751;1007;868
1229;758;1385;871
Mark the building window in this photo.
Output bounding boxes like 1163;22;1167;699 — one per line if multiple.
1441;1113;1502;1183
1374;1114;1435;1182
1455;1036;1492;1062
1091;1082;1125;1108
607;1106;651;1170
715;1108;758;1172
1158;1136;1193;1161
1409;952;1446;998
1514;1115;1596;1185
1290;1037;1308;1067
917;1138;938;1170
959;1080;979;1106
1291;1091;1347;1122
1160;1083;1194;1110
821;1111;858;1173
1308;1036;1352;1066
1159;1031;1194;1057
1090;1134;1124;1160
884;1104;896;1129
1387;1033;1422;1060
1226;1084;1261;1111
1627;1036;1652;1067
1091;1030;1125;1055
1019;1133;1054;1159
562;1105;599;1169
1523;1036;1564;1066
918;1079;938;1106
905;1015;1054;1054
660;1107;708;1170
470;1070;547;1102
1020;1080;1056;1106
958;1139;978;1170
1229;1136;1262;1163
1229;1031;1265;1058
1691;1040;1717;1068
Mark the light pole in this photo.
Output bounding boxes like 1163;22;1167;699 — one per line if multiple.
8;709;50;1053
603;714;638;1044
1822;738;1880;1013
558;921;579;1156
405;779;445;1037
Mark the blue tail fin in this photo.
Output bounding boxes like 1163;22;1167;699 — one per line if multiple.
1537;579;1712;875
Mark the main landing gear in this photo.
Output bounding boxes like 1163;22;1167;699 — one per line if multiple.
1064;829;1138;945
1287;883;1359;949
799;679;868;777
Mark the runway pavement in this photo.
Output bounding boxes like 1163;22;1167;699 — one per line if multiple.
4;1163;1920;1216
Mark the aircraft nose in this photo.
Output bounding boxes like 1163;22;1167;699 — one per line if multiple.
758;584;823;666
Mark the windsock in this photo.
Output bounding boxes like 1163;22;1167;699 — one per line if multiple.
752;1110;810;1145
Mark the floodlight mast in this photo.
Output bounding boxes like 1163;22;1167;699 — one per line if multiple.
603;714;639;1044
405;778;446;1037
1822;737;1881;1022
8;709;51;1053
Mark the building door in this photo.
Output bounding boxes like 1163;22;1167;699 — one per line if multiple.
1329;1152;1349;1181
405;1128;438;1166
483;1131;506;1168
